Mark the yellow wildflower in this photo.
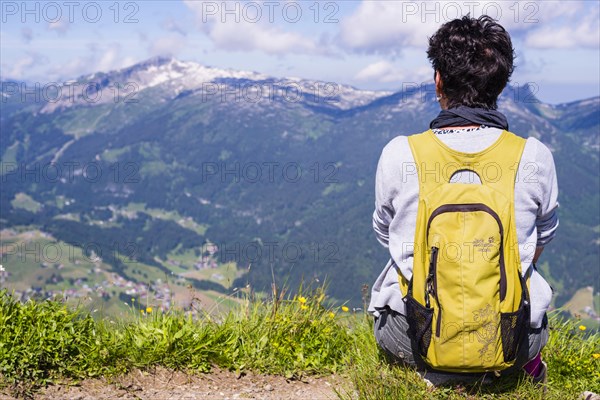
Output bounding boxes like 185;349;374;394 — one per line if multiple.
592;354;600;359
328;312;335;318
579;325;587;331
298;296;307;304
146;307;153;313
301;305;309;310
341;306;349;312
140;309;144;314
131;298;135;303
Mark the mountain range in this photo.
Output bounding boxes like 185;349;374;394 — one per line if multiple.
1;56;598;312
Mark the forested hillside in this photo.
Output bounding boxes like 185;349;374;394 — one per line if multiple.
1;57;598;311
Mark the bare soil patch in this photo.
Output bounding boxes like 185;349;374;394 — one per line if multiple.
1;368;352;400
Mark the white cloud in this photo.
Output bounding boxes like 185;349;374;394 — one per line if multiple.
354;61;404;83
183;0;326;56
354;61;432;84
339;1;521;54
2;53;38;79
337;1;598;54
42;42;134;80
47;18;69;35
0;51;49;80
513;49;548;74
45;58;90;80
524;4;599;49
209;21;318;55
96;44;120;72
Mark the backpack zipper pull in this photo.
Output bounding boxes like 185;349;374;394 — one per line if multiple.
425;246;438;308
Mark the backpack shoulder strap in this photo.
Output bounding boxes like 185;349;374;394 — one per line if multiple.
408;129;526;200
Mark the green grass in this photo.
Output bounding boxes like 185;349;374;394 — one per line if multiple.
1;141;19;167
121;203;209;235
337;313;600;400
1;288;599;399
0;231;95;286
563;286;595;315
53;104;114;137
10;193;42;213
0;287;349;397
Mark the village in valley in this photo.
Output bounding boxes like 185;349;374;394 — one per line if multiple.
0;228;242;317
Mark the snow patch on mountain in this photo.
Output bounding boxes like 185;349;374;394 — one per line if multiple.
38;57;392;113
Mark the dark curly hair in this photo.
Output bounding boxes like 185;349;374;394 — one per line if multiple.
427;15;515;109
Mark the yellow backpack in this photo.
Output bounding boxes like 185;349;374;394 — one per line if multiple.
401;129;530;373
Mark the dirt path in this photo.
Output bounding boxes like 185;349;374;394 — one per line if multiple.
1;368;353;400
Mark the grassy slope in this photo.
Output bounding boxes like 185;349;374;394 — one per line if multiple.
562;287;599;329
0;289;598;399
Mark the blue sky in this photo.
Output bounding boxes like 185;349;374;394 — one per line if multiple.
1;0;599;104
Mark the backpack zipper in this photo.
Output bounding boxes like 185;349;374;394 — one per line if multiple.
426;203;506;302
426;246;443;337
425;247;437;308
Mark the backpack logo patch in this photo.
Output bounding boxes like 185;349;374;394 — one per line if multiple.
472;237;495;253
